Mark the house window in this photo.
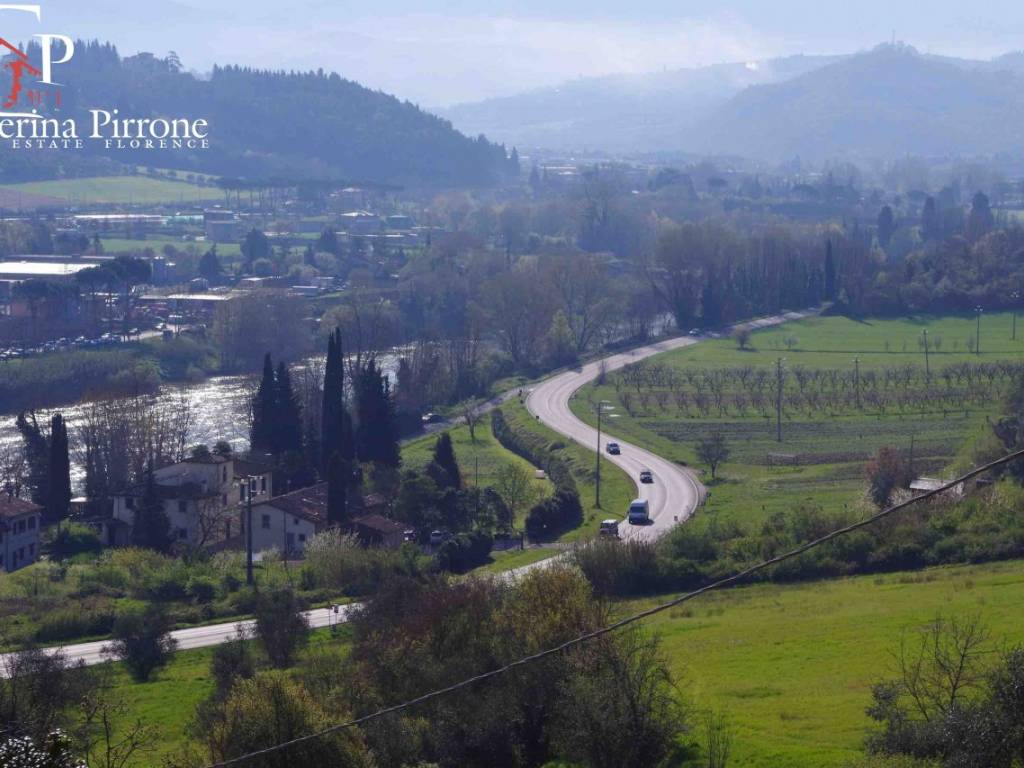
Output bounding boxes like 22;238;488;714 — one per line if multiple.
260;477;266;492
177;528;188;540
28;543;34;557
261;514;271;530
178;501;187;514
222;467;227;482
222;494;228;506
293;517;299;526
28;516;36;530
126;497;135;510
298;534;306;543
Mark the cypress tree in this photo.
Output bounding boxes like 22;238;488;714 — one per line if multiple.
250;353;276;454
326;452;350;527
824;239;837;301
46;413;72;525
273;362;303;455
431;433;461;490
355;360;400;468
132;466;173;553
321;328;354;471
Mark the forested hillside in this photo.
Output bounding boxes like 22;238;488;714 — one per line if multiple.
0;41;517;186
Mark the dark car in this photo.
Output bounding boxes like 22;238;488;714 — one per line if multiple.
639;469;654;484
606;442;621;455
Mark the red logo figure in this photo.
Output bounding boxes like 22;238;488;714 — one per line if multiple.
0;39;42;109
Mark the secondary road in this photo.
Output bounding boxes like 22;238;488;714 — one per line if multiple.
525;308;816;541
1;309;814;671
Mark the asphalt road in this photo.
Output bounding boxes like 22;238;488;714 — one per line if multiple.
524;309;815;541
1;310;814;672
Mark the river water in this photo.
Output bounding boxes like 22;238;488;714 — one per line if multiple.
0;353;403;493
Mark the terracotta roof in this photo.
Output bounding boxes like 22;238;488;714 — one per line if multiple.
351;514;405;536
0;494;42;519
261;483;328;525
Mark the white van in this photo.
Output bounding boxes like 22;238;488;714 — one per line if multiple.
627;498;650;525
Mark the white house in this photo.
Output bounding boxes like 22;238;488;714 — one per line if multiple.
112;453;270;547
1;493;41;573
246;482;328;557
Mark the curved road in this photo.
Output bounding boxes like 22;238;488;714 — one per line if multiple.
1;310;814;671
527;337;704;541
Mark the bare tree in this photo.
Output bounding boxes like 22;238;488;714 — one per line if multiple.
492;463;541;531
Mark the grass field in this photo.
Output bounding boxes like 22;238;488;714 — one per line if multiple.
0;176;223;206
572;314;1020;529
501;398;636;540
107;625;352;763
638;558;1024;767
402;400;636;542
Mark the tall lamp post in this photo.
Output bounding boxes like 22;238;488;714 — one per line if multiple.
594;400;614;508
975;306;983;357
1012;291;1020;341
921;330;930;382
775;358;786;442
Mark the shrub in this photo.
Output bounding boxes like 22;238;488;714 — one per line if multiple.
103;605;177;682
436;531;494;573
187;576;218;604
253;589;309;668
491;408;577;494
525;490;583;541
47;523;103;560
34;603;117;643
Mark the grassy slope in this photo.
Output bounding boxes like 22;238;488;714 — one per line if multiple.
0;176;222;205
502;398;636;540
112;626;351;763
635;559;1024;767
572;314;1021;530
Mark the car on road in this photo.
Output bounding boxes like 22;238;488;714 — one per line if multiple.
422;412;445;425
606;441;620;455
639;469;654;483
688;328;702;336
627;499;651;525
599;519;620;537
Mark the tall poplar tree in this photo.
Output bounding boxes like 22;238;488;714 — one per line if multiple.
46;413;71;525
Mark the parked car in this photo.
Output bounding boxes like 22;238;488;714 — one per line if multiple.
639;469;654;483
688;328;702;337
429;530;450;546
606;441;621;455
422;412;445;425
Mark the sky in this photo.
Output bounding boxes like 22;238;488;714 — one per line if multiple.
3;0;1024;106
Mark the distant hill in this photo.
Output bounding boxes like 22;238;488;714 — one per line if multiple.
693;45;1024;161
0;41;517;187
444;44;1024;162
440;54;841;153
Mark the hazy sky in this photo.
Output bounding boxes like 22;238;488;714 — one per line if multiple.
4;0;1024;105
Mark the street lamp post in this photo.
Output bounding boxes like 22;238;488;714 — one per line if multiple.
594;400;613;508
853;356;861;410
922;330;930;382
975;306;983;357
775;358;785;443
1012;292;1020;341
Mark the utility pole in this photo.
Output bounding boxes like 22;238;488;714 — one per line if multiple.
1012;291;1020;341
922;330;930;382
594;400;613;508
853;356;861;410
775;358;785;443
243;478;254;586
908;434;915;480
976;306;983;356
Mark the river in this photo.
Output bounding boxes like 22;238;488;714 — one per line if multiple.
0;353;403;493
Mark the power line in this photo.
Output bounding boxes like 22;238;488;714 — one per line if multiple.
207;448;1024;768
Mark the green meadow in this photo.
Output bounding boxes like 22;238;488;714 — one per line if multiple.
572;314;1022;529
0;175;223;205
